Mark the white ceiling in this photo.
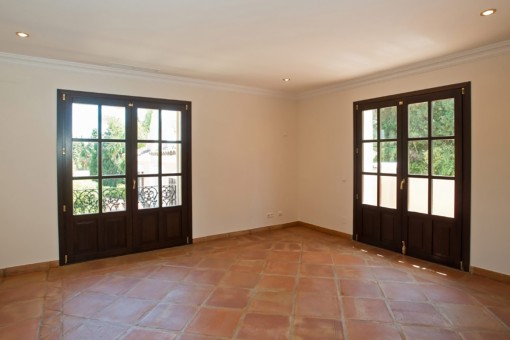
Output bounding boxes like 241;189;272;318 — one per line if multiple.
1;0;509;94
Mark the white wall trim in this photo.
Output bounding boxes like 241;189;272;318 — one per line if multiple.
0;52;295;100
2;39;510;101
298;39;510;99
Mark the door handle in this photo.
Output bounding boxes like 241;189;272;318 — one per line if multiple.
400;178;406;190
133;179;136;190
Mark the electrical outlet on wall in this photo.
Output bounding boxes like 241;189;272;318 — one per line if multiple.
266;212;274;218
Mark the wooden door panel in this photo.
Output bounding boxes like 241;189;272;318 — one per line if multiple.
137;212;160;245
432;220;454;259
380;210;399;244
164;210;182;239
407;216;432;256
103;215;129;250
361;207;380;242
73;218;99;254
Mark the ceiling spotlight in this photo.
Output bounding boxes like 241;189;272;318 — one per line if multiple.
480;9;496;16
282;78;290;82
16;32;30;38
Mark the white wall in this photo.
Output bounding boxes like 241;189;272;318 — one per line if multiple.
2;50;509;276
0;58;297;269
297;52;510;275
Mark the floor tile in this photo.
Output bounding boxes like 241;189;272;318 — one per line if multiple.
301;251;333;264
94;297;156;323
115;265;159;278
230;260;265;273
121;327;177;340
459;330;510;340
339;279;383;298
237;313;290;339
264;261;299;276
248;291;293;314
273;242;302;252
267;251;301;262
87;275;140;295
184;270;225;286
197;258;234;270
0;282;47;305
0;226;509;340
438;303;507;331
335;266;373;280
371;267;415;282
295;292;341;318
401;325;462;340
206;287;250;309
237;250;269;260
185;308;242;338
257;275;296;291
379;282;428;302
124;278;174;300
300;263;334;278
488;306;510;328
345;320;400;340
332;254;367;266
389;301;449;326
342;297;393;322
298;277;337;293
139;303;197;331
293;317;344;339
63;291;115;318
421;284;476;304
0;318;40;340
219;271;260;288
63;319;128;340
164;284;213;305
149;266;191;282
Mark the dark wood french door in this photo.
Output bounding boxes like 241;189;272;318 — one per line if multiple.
354;83;471;270
57;90;192;265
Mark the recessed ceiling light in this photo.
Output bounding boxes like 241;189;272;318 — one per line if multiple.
16;32;30;38
282;78;290;82
480;9;496;16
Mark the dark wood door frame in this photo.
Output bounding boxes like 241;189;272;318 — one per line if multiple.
353;82;471;271
57;89;192;265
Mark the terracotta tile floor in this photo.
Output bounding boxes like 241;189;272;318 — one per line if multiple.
0;227;509;339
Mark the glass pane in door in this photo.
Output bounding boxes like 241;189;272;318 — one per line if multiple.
138;176;159;209
408;140;428;176
162;143;181;174
362;142;378;173
72;142;98;177
408;102;428;138
137;143;159;175
162;176;181;207
162;110;181;141
138;109;159;140
432;99;454;137
380;106;397;139
432;140;455;177
102;142;126;176
432;179;455;218
102;178;126;212
362;109;377;140
362;175;378;206
408;178;428;214
73;179;99;215
72;104;98;138
102;106;126;139
380;142;397;174
380;176;397;209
